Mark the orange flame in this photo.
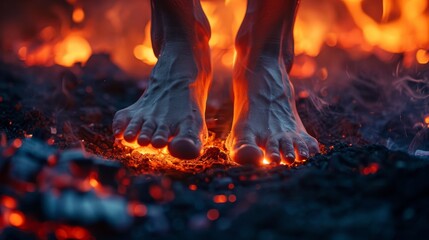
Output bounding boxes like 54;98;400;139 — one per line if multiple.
133;22;158;65
54;34;92;67
72;7;85;23
12;0;428;75
342;0;428;53
8;211;25;227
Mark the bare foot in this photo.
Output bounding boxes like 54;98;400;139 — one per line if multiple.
227;55;319;165
113;42;211;159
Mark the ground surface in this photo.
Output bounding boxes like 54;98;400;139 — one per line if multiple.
1;53;429;239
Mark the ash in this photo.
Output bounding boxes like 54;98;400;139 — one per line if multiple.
1;53;429;239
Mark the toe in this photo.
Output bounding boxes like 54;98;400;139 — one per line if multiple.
294;136;309;161
168;123;202;160
233;135;263;166
112;110;131;138
123;118;144;142
138;121;156;146
280;137;295;164
169;138;201;159
151;124;170;148
303;135;320;155
265;138;281;164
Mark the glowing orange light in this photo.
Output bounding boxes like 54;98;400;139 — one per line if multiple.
47;138;55;145
89;178;99;188
319;67;328;80
189;184;198;191
290;59;317;78
201;0;245;69
228;194;237;203
72;7;85;23
424;115;429;124
72;227;87;239
2;196;17;209
416;49;429;64
40;26;55;41
149;185;163;200
298;90;310;99
55;228;68;239
361;163;380;175
18;46;27;60
54;35;92;67
213;194;228;204
262;158;270;165
207;209;220;221
342;0;429;53
128;202;147;217
9;211;25;227
134;22;158;65
12;139;22;148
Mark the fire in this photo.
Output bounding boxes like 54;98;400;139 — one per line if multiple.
128;202;147;217
72;7;85;23
416;49;429;65
213;194;228;204
89;177;99;188
8;211;25;227
361;163;380;175
54;34;92;67
16;32;92;67
119;135;236;173
130;0;428;81
9;0;427;75
201;0;245;68
2;196;17;209
262;158;270;165
342;0;428;53
133;22;158;65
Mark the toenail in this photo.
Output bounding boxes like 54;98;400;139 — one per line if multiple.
286;153;295;159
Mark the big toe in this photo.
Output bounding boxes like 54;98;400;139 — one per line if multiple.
168;137;201;160
233;144;264;166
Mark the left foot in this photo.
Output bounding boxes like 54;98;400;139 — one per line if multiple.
227;55;319;166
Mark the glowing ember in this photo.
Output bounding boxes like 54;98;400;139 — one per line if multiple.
12;139;22;148
262;158;270;165
213;194;228;204
128;202;147;217
118;134;237;173
8;211;25;227
55;226;90;240
361;163;380;175
89;177;99;188
189;184;198;191
207;209;220;221
2;196;17;209
72;7;85;23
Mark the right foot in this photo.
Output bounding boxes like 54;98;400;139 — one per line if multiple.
112;42;211;159
227;55;319;166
